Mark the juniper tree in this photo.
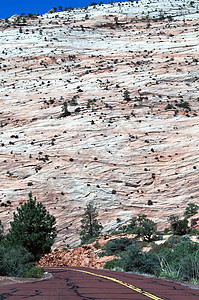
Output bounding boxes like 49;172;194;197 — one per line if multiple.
126;214;159;242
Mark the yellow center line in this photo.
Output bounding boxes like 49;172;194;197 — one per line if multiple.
68;268;164;300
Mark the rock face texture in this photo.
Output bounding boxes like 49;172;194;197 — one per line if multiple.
38;243;111;269
0;0;199;247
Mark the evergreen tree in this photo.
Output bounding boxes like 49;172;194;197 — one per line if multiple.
184;203;199;218
127;214;158;242
61;101;71;117
80;203;103;244
7;192;57;261
168;215;189;236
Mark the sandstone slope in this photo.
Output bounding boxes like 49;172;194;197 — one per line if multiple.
0;0;199;247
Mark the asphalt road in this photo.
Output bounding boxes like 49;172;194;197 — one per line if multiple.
0;267;199;300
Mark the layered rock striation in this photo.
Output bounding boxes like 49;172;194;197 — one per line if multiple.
0;0;199;247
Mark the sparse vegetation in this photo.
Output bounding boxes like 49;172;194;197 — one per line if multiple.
1;0;199;286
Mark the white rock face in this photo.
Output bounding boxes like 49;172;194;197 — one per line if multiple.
0;0;199;247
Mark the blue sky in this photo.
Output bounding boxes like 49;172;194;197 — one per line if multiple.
0;0;122;19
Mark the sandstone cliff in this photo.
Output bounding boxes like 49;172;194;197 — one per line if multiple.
0;0;198;247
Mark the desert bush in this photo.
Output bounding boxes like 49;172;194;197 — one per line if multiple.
117;244;161;276
0;244;34;277
105;238;133;255
24;266;44;278
151;235;190;254
104;258;119;270
158;241;199;281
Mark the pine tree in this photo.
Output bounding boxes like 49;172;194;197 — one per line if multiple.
80;203;103;244
7;192;57;261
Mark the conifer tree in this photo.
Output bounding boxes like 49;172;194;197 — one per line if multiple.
80;203;103;244
7;192;57;261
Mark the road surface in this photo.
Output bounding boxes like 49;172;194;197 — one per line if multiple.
0;267;199;299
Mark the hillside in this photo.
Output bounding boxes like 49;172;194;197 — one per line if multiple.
0;0;199;247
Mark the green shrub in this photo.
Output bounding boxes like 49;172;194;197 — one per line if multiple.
104;259;119;270
117;244;161;276
165;103;174;110
190;229;199;235
191;218;199;227
105;238;133;255
177;101;190;110
151;235;188;254
139;241;148;248
166;235;182;245
0;244;34;277
159;269;180;281
163;228;170;234
0;221;3;243
103;238;199;283
158;241;199;281
98;251;106;257
24;267;44;278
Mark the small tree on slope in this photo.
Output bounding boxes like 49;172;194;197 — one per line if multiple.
80;203;103;245
7;192;57;261
184;203;199;218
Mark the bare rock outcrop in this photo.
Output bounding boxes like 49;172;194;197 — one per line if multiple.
37;235;120;268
